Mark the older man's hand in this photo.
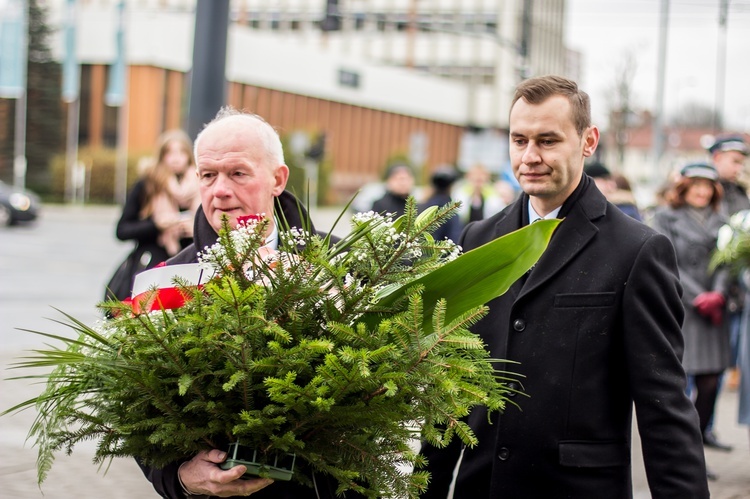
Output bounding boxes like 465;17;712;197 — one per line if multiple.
179;449;274;497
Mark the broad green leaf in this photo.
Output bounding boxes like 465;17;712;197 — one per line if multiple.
363;219;560;333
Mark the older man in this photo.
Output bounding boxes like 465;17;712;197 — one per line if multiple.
137;107;352;499
711;134;749;218
420;75;708;498
707;134;750;451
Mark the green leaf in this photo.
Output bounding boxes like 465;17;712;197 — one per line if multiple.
364;219;560;333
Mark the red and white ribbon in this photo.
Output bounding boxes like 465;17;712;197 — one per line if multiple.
127;263;213;314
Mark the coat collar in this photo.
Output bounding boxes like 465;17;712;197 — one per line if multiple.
494;175;607;299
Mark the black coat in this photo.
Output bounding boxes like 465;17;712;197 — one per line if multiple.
372;191;409;218
116;178;194;267
719;179;750;218
418;192;462;242
138;190;354;499
420;176;708;499
106;179;180;301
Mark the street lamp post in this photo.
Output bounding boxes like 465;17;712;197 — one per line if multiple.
187;0;230;141
713;0;729;133
651;0;669;172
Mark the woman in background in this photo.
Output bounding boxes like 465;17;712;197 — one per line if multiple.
650;162;731;480
109;130;199;300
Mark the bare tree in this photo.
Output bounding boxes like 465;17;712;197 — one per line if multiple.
669;100;722;129
606;50;638;170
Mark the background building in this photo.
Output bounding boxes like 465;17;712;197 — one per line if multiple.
3;0;574;202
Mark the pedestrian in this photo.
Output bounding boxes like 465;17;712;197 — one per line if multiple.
136;107;358;499
728;209;750;459
711;134;750;219
105;129;199;302
418;165;462;242
741;265;750;453
706;134;750;450
371;163;415;218
454;163;506;224
584;161;642;221
650;162;731;480
419;74;708;498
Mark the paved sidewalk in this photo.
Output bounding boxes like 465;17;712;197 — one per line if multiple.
632;385;750;499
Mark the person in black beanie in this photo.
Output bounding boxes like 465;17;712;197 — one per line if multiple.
584;161;642;221
418;165;462;242
371;163;415;217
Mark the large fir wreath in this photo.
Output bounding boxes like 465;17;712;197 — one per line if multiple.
5;200;558;498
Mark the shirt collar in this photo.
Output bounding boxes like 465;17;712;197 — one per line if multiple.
265;221;279;250
528;199;562;224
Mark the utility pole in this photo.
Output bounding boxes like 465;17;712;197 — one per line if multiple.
187;0;230;140
651;0;669;172
518;0;532;81
62;0;80;204
107;0;128;205
713;0;729;133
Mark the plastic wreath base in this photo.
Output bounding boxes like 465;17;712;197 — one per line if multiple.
220;442;296;481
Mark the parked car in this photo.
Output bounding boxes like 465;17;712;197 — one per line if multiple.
0;180;40;226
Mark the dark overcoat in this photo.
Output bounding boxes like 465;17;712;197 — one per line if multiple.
420;176;708;499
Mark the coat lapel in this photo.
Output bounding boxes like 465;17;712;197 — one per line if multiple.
515;182;607;300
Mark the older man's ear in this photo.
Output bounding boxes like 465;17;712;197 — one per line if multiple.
273;164;290;197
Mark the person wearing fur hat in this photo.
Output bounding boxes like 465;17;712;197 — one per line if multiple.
418;165;462;242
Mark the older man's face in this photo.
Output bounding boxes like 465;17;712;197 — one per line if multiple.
196;119;288;233
713;150;746;182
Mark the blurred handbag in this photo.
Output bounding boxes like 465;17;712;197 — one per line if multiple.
104;248;152;302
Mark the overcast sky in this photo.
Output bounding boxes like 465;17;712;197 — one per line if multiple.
564;0;750;132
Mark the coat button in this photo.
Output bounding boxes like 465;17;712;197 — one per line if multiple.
512;319;526;332
498;447;510;461
507;381;519;397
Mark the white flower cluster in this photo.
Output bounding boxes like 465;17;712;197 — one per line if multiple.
279;226;309;248
350;211;404;262
718;209;750;250
442;243;462;261
197;218;267;273
350;210;461;263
